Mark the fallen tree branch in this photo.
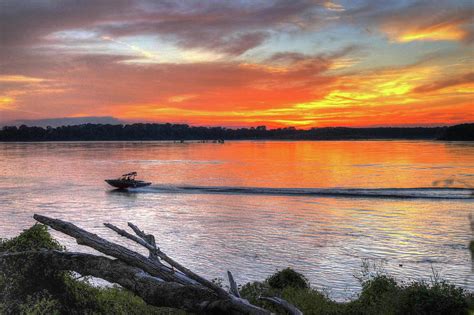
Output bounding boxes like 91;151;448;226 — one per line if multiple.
24;214;301;314
228;271;241;298
127;222;159;260
104;223;158;256
0;250;218;313
33;214;190;285
107;221;228;297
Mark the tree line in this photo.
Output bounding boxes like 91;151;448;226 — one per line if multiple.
0;122;472;141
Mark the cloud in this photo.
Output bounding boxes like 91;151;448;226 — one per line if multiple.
181;31;269;56
0;0;329;60
94;0;326;56
1;0;473;127
413;72;474;93
8;116;123;128
323;1;345;12
0;75;46;83
381;10;473;43
340;1;473;43
0;46;351;124
0;0;134;46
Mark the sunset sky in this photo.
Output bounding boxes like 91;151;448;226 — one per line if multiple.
1;0;473;128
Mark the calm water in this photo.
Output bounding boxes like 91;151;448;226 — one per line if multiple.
1;140;473;300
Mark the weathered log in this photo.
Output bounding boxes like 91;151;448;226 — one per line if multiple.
0;250;220;313
228;271;241;298
127;222;159;260
104;223;158;256
20;214;302;314
105;221;228;298
33;214;193;285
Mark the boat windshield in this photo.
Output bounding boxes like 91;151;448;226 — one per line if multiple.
119;172;137;181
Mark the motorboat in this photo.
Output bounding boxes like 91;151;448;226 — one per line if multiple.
105;172;151;189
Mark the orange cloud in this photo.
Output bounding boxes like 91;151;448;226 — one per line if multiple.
379;7;472;43
0;96;15;110
388;23;468;42
0;75;46;83
2;49;473;128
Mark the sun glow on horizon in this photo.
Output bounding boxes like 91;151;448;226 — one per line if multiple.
1;1;473;127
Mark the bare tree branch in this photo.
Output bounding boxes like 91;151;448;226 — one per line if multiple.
104;223;157;255
127;222;159;260
228;271;241;298
33;214;191;285
0;250;219;313
128;221;228;297
22;214;301;314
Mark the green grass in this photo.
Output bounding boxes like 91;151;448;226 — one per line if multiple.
1;225;473;314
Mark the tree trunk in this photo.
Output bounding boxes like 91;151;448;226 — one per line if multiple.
0;214;302;315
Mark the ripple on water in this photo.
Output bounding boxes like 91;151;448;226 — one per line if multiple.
1;141;473;301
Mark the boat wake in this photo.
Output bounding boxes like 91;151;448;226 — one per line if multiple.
131;185;473;200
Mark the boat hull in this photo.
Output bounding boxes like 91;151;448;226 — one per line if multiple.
105;179;151;189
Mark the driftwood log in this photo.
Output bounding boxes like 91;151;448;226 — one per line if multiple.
0;214;302;315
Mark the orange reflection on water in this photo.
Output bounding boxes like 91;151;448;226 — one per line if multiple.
1;140;473;299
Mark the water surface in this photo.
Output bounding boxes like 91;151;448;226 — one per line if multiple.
1;140;473;299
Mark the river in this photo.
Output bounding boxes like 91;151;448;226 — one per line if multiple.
1;140;473;300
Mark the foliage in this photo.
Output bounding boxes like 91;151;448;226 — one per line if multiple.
239;267;473;315
1;225;472;314
0;224;67;314
438;123;474;141
17;290;61;315
0;224;182;315
0;122;457;141
396;280;470;314
0;223;64;253
266;267;310;290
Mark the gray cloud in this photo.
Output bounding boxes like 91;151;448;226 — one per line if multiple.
8;116;123;127
340;0;474;42
0;0;134;46
95;0;326;56
0;0;329;61
413;72;474;93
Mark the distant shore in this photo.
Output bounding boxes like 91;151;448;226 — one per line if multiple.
0;122;472;142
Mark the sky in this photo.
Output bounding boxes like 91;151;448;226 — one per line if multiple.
0;0;473;128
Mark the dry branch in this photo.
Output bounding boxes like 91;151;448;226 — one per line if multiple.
128;222;159;260
0;250;217;312
228;271;241;298
3;214;302;314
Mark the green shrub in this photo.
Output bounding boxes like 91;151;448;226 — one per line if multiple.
0;223;64;253
357;275;399;309
0;224;182;315
17;290;61;315
267;267;310;290
58;277;181;315
0;224;67;314
240;268;472;315
240;268;342;314
397;280;470;315
1;226;472;314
